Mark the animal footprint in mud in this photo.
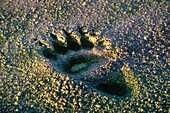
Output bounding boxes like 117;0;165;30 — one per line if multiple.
39;26;138;97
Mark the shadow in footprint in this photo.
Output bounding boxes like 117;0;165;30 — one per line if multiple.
62;54;100;74
42;48;57;60
95;75;132;96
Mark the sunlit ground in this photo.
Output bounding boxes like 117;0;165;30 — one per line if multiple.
0;0;169;112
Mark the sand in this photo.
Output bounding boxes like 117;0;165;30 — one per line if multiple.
0;0;169;112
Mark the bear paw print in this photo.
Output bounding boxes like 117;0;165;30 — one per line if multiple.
37;26;138;97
